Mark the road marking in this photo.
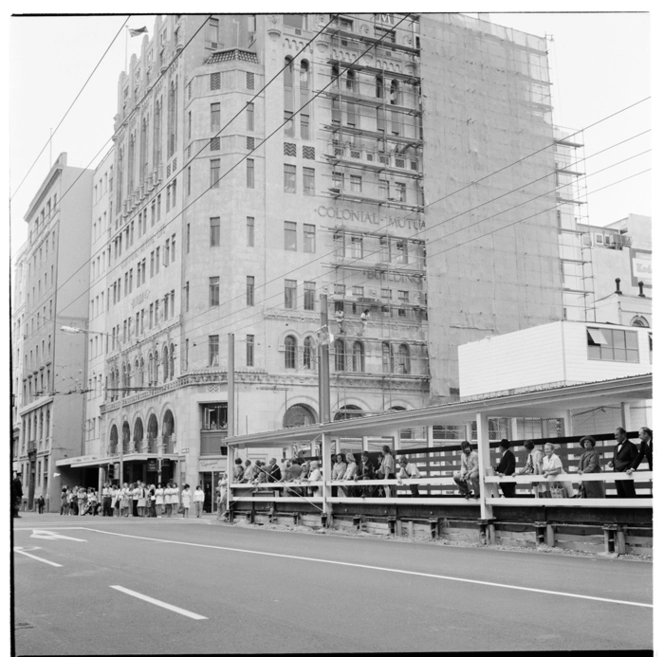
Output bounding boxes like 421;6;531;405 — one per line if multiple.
109;585;207;620
14;548;63;567
81;528;652;609
30;529;87;542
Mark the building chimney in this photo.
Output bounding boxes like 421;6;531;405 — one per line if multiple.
615;278;622;295
638;281;646;297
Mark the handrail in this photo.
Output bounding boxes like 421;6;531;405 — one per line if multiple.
485;471;652;484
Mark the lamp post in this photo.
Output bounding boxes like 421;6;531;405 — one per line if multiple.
60;325;128;487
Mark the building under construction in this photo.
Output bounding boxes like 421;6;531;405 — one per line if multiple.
42;13;590;500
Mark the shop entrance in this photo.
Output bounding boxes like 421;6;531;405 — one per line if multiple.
200;471;225;514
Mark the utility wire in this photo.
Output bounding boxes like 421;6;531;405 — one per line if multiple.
11;16;130;201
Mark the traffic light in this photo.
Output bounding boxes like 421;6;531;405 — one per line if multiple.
107;463;114;480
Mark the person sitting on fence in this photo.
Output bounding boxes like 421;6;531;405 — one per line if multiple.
516;440;546;497
495;439;516;498
577;436;605;498
332;454;347;486
265;458;282;494
355;451;375;497
232;458;245;483
454;441;480;499
627;426;653;474
611;427;639;498
338;453;357;497
254;461;268;485
397;456;421;496
542;442;575;498
307;460;322;496
241;460;257;484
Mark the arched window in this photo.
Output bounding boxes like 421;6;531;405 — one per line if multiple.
162;409;175;452
147;414;158;452
352;341;364;372
122;421;130;453
396;344;410;374
376;75;384;99
109;425;119;455
631;316;649;328
133;417;144;453
139;357;145;386
126;362;131;394
148;353;154;385
303;336;314;369
346;70;356;94
284;57;294;88
300;60;310;90
334;405;363;421
154;350;160;383
283;404;317;428
284;335;297;369
163;345;169;382
334;338;346;371
382;342;393;373
169;343;176;379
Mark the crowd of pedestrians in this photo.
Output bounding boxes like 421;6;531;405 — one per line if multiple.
55;480;207;517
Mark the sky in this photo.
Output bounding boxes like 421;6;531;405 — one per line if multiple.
7;9;652;259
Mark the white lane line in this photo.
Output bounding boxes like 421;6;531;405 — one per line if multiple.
110;585;207;620
14;548;63;568
81;528;652;609
30;529;87;542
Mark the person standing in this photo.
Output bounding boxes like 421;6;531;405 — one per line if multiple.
136;484;147;517
131;482;140;516
171;482;180;515
60;486;69;515
612;427;638;498
495;439;516;497
627;427;653;474
381;445;396;497
155;484;165;517
542;443;575;498
102;482;113;516
577;436;605;499
339;453;357;497
77;486;88;516
355;452;375;497
181;484;192;518
216;473;228;520
12;472;23;518
193;485;205;518
121;484;131;517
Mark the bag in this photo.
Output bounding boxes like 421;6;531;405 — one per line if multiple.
551;483;568;499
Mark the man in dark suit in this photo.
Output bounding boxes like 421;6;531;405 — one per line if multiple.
495;438;517;497
12;472;23;518
612;427;639;498
354;451;375;497
627;427;653;473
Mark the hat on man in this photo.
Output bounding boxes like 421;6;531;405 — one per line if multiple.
499;438;511;450
580;435;596;448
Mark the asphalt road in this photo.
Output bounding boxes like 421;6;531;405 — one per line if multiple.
12;514;653;654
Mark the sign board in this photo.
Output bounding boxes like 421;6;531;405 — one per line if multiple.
147;458;158;472
181;448;190;454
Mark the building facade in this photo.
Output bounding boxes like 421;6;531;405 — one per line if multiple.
48;13;589;504
14;153;93;511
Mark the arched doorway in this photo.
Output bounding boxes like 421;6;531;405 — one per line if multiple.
283;404;317;428
109;425;119;455
162;409;175;452
133;417;144;453
147;414;158;453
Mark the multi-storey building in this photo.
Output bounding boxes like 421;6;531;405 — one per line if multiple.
52;13;576;505
12;243;28;472
14;153;93;511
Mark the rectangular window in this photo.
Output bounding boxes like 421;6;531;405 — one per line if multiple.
301;114;310;140
246;102;254;131
246;217;255;247
332;171;344;189
209;335;219;366
185;282;190;311
247;159;255;188
246;276;255;306
246;334;255;367
284;279;297;309
209;276;220;306
381;288;392;300
171;235;176;262
187;166;191;195
395;182;406;202
151;200;156;225
350;175;362;192
351;236;363;258
587;327;639;362
210;159;220;188
157;194;162;220
211;71;221;90
395;239;408;264
284;164;296;193
333;232;345;257
150;251;155;277
303;224;316;253
284;110;294;137
304;281;315;310
210;217;220;246
284;221;297;250
155;247;160;273
207;17;219;47
211;103;220;131
303;167;315;195
149;303;154;328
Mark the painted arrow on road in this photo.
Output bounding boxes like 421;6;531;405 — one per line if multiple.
30;530;87;542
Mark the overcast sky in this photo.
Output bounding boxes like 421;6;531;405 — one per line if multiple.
8;10;652;258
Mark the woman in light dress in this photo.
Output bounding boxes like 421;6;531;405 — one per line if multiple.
136;484;147;517
542;443;575;498
121;484;131;517
181;484;192;518
170;482;180;515
338;453;357;497
193;485;205;518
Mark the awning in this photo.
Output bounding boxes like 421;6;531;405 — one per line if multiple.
56;453;182;469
